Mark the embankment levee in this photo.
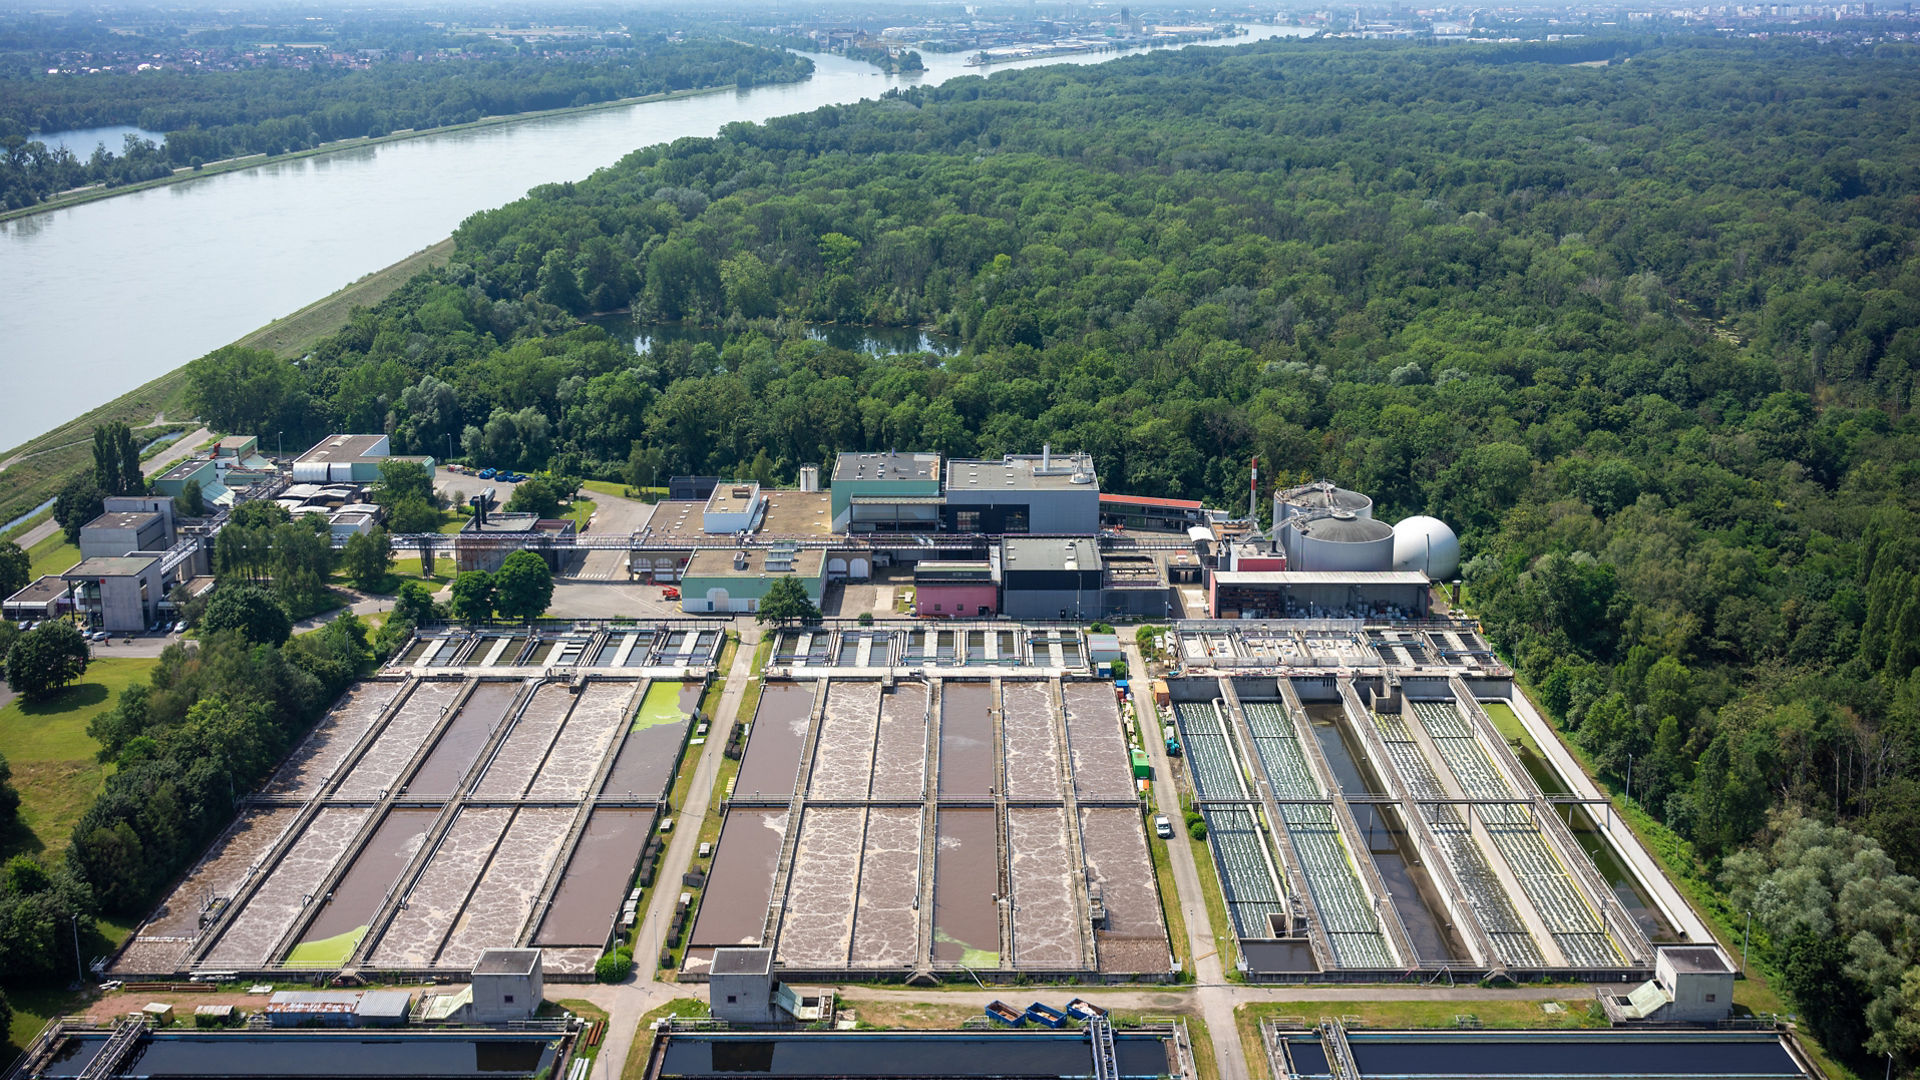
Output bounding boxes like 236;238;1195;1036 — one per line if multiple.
0;237;454;531
0;78;764;227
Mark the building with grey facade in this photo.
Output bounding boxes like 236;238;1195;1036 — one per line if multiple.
1000;536;1104;619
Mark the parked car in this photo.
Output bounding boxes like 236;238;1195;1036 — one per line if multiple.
1154;815;1174;839
170;621;184;634
477;468;497;480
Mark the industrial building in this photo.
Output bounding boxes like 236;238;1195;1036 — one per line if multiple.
830;448;1099;535
1099;492;1209;532
681;545;828;614
292;433;434;484
910;560;999;617
1201;479;1461;619
77;501;173;560
1000;536;1104;619
62;555;169;632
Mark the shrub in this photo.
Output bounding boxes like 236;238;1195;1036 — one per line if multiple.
595;949;634;983
857;611;874;626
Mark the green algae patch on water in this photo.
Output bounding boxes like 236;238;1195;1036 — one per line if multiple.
634;682;692;731
286;925;366;967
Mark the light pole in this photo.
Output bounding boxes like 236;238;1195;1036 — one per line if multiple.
72;914;84;986
1741;908;1752;975
1626;753;1634;805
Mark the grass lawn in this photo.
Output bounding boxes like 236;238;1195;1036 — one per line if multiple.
1146;822;1194;978
623;998;710;1080
26;532;80;579
1235;999;1604;1078
0;656;155;860
1186;824;1241;977
581;480;665;503
562;498;597;531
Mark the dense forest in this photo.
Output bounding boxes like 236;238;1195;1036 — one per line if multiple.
177;35;1920;1069
0;38;811;209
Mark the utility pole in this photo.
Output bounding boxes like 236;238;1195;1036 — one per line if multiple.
1626;753;1633;805
72;914;84;986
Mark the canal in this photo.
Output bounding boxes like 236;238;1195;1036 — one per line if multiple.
0;27;1312;446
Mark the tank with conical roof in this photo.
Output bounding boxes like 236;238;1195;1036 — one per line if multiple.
1280;508;1396;572
1272;480;1373;527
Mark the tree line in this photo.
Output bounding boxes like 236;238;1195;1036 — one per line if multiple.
0;38;812;210
164;34;1920;1068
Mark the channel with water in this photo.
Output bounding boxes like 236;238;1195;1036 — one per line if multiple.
1302;701;1470;965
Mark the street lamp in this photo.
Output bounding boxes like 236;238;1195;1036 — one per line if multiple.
1625;753;1634;805
1742;908;1753;975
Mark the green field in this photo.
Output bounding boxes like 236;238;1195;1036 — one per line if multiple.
25;532;80;579
0;657;155;859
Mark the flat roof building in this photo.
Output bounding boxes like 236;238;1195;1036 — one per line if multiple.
1209;569;1431;620
831;451;942;532
78;509;171;561
831;448;1100;535
1001;536;1103;619
294;434;434;484
3;575;71;622
62;554;168;632
681;546;826;615
942;449;1098;535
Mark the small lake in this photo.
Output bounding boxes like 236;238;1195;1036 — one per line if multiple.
31;124;167;157
595;317;961;358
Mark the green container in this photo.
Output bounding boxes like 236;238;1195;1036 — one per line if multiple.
1130;748;1151;779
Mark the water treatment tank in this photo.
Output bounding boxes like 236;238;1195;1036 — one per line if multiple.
1273;480;1373;526
1283;510;1395;572
1392;515;1461;580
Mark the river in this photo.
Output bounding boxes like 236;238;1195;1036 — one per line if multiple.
0;28;1311;447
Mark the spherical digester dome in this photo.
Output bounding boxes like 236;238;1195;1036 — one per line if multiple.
1392;516;1460;579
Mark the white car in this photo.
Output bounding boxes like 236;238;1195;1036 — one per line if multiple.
1154;815;1174;839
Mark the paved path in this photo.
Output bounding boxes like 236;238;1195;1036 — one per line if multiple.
1129;639;1251;1080
590;620;761;1079
8;426;207;552
142;426;211;479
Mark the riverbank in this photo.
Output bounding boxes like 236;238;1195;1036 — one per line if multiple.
0;79;764;226
0;236;454;530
